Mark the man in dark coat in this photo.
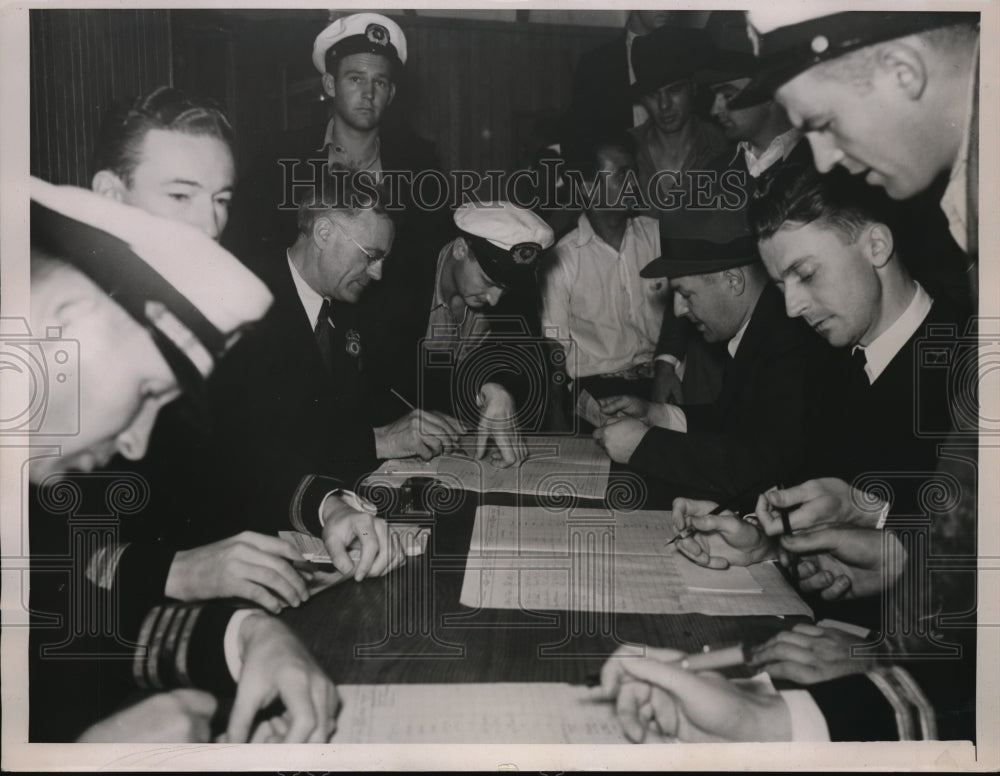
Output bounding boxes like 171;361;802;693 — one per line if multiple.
592;204;819;504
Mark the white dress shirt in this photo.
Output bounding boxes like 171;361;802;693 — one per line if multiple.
853;282;932;385
541;214;666;380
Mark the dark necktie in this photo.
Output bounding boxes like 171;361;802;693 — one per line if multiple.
314;298;334;374
850;346;870;391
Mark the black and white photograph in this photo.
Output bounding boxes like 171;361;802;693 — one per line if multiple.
1;1;997;771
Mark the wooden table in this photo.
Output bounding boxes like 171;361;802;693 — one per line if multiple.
281;472;808;685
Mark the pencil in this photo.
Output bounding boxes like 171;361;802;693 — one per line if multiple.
390;388;416;410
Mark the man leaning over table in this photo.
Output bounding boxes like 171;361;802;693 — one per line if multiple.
27;180;337;743
361;200;555;467
599;167;977;744
592;202;821;504
731;9;980;299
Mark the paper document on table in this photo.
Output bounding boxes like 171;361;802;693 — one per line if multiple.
460;505;810;617
330;683;661;743
363;435;611;499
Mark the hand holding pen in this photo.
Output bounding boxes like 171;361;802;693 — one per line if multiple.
597;643;791;743
666;497;776;570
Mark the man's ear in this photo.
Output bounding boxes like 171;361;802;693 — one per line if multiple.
91;170;128;202
452;236;470;261
724;267;747;295
877;41;927;101
865;222;895;269
313;216;334;248
322;72;337;99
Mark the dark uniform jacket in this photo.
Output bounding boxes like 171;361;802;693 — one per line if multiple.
28;478;242;741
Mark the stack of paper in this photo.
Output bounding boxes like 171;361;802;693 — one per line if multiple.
459;506;811;617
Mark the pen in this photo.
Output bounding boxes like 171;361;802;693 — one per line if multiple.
665;492;758;548
573;643;751;686
772;483;799;586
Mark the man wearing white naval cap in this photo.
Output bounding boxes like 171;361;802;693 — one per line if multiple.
26;180;341;744
731;9;980;272
367;201;555;467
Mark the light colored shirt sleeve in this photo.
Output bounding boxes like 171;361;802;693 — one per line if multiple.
540;248;577;377
781;689;832;741
647;402;688;433
223;609;258;681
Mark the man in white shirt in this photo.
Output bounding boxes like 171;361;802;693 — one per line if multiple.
541;132;671;408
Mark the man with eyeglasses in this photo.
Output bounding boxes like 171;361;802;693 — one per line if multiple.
203;175;470;547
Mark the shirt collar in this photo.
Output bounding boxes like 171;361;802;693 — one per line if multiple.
854;282;933;384
573;213;638;254
287;251;326;327
739;127;802;178
319;117;382;171
940;42;978;253
727;316;752;358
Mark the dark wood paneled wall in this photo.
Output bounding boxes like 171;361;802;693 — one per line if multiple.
399;15;616;172
30;9;172;187
170;10;617;176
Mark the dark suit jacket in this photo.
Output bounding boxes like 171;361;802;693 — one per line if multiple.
805;298;968;517
206;250;375;536
629;283;821;503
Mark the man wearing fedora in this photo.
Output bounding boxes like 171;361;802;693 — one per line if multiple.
566;10;697;140
592;204;817;505
628;24;731;210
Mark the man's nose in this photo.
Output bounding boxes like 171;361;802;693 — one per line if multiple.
710;93;726;118
366;258;384;281
673;292;688;318
485;287;503;306
190;202;222;241
783;282;808;319
657;89;674;111
806;133;845;174
115;400;163;461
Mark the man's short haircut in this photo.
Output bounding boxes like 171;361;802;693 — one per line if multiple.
562;130;638;181
326;48;399;81
812;21;979;90
93;86;235;185
749;165;902;243
296;169;390;235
